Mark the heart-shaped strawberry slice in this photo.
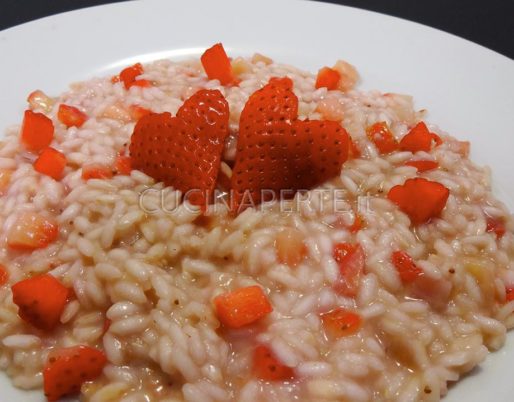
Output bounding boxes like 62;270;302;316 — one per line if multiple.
231;78;350;211
129;89;229;206
239;77;298;136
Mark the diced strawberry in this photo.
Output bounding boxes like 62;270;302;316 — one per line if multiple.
332;213;364;232
27;90;54;112
366;122;398;154
410;274;452;310
33;147;67;180
431;132;443;146
57;104;87;128
11;274;69;331
114;155;132;175
20;110;54;152
214;285;272;328
391;250;424;284
404;159;439;172
506;287;514;302
321;308;362;338
485;215;506;238
275;228;307;267
231;57;252;77
201;43;235;85
130;89;229;206
315;67;341;90
399;121;441;153
0;264;8;286
44;345;106;401
128;105;152;121
448;139;470;157
100;103;131;122
387;178;449;225
348;214;364;233
251;53;273;65
231;78;349;211
252;345;295;381
110;75;120;84
119;63;144;89
81;164;114;180
7;212;58;250
332;60;359;92
332;243;365;297
131;79;152;88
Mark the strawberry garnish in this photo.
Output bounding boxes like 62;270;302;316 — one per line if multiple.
332;243;365;297
27;90;54;112
506;287;514;302
387;178;449;225
57;104;87;128
114;155;132;175
252;345;295;381
7;212;58;250
130;79;152;88
0;264;8;286
275;228;307;267
232;78;349;211
81;164;114;180
485;215;506;238
399;121;442;153
431;132;443;146
214;285;273;328
391;250;424;284
315;66;341;90
20;110;54;152
201;43;236;85
238;77;297;138
11;274;69;331
119;62;150;89
33;147;67;180
366;122;398;154
44;346;106;401
348;214;364;232
129;89;229;206
404;159;439;172
321;308;362;338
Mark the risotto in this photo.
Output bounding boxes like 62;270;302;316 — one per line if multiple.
0;43;513;402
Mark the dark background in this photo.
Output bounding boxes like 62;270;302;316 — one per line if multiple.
1;0;513;59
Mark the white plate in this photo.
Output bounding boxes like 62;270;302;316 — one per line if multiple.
0;0;513;400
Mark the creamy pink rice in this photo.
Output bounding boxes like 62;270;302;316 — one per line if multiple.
0;52;513;402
